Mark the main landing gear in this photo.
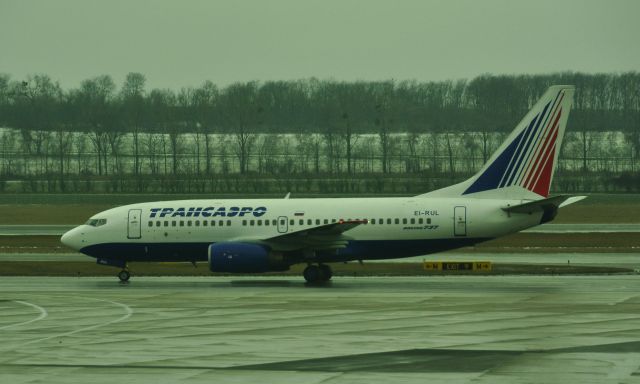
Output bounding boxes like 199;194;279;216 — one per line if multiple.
303;264;332;284
117;269;131;283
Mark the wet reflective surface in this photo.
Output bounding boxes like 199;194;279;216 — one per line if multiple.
1;276;639;383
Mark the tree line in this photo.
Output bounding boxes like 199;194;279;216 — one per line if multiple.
0;72;638;193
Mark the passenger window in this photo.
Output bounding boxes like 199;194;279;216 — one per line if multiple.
264;220;269;226
410;218;415;224
211;220;215;226
427;218;432;224
242;220;247;226
395;218;399;224
379;218;383;224
250;220;255;226
315;219;320;225
187;221;192;227
307;219;312;225
203;220;207;227
402;218;407;224
164;221;169;227
195;221;200;227
219;220;224;226
387;218;392;224
156;221;161;227
371;219;376;224
148;221;153;227
418;218;423;224
180;221;184;227
331;219;337;223
273;219;277;225
299;219;304;225
324;219;328;224
226;220;231;226
290;219;294;226
257;220;262;226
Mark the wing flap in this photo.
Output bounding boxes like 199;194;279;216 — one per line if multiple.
263;220;366;252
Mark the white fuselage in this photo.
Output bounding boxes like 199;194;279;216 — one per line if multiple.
62;197;543;264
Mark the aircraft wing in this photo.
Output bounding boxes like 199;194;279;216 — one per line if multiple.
260;219;367;252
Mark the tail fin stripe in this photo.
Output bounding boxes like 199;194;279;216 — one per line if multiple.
526;107;562;188
513;92;563;185
531;139;558;196
503;111;544;187
518;92;565;186
525;109;562;189
498;113;540;188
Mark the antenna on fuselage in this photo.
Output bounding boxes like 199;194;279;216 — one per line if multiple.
284;192;291;199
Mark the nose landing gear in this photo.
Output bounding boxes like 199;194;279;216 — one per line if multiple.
303;264;332;284
96;258;131;283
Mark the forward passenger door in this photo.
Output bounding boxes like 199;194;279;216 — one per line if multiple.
128;209;142;239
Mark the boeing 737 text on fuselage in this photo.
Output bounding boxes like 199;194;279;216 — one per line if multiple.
61;85;585;283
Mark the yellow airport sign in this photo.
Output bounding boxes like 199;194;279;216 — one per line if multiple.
423;261;492;272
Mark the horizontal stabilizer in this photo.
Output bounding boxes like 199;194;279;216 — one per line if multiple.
502;195;586;214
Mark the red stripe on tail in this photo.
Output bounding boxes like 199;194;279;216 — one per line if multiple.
532;143;557;197
523;108;562;189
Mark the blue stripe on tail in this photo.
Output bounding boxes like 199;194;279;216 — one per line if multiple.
463;129;525;195
500;113;539;187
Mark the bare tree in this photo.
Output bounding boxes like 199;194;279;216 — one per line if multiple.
219;82;260;174
120;72;146;176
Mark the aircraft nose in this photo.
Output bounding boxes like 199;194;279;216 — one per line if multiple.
61;227;84;251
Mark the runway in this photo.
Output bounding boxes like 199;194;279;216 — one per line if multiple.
2;252;639;270
2;223;640;236
1;276;639;383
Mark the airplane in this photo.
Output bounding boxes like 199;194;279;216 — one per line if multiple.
61;85;584;283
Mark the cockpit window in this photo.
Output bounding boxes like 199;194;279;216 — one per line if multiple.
86;218;107;227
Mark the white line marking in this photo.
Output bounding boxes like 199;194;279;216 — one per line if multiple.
0;301;48;330
5;296;133;349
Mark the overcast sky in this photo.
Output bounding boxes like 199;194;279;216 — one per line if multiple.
1;0;639;90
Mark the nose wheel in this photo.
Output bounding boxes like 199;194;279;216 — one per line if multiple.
118;269;131;282
303;264;332;283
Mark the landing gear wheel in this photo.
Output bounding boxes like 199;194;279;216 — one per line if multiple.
303;264;332;283
303;265;322;283
118;270;131;282
319;264;333;281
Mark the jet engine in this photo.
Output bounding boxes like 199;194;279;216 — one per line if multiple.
208;242;289;273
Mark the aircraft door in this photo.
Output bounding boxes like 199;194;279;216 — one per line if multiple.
127;209;142;239
277;216;288;233
454;206;467;236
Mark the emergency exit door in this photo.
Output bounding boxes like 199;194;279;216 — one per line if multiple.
128;209;142;239
454;206;467;236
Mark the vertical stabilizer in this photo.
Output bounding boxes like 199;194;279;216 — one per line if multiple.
421;85;574;200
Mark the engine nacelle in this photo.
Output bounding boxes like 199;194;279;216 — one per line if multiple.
208;242;288;273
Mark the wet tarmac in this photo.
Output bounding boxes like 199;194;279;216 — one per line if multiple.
2;252;639;271
1;276;639;383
